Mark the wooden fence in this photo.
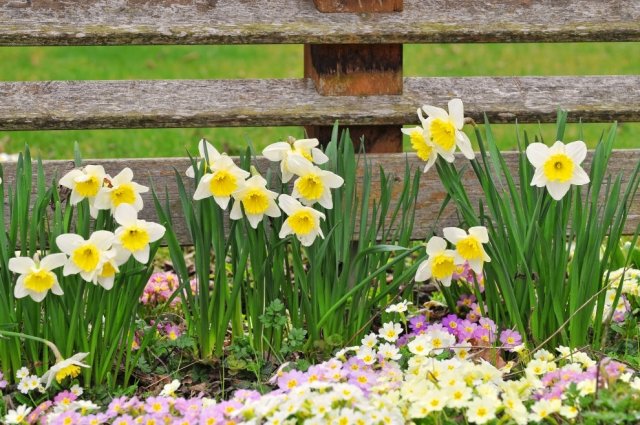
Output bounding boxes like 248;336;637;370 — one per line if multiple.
1;0;639;243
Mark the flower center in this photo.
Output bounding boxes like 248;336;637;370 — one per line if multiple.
24;269;56;292
429;118;456;151
477;407;488;417
72;244;100;272
110;183;136;207
75;175;101;197
120;226;150;251
410;129;433;161
55;364;81;383
431;254;456;279
242;189;270;215
457;236;483;260
296;173;324;200
209;170;237;197
294;147;314;162
288;210;316;235
99;262;116;278
543;153;574;182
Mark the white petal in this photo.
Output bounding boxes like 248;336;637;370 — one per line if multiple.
70;191;83;205
570;166;590;185
185;165;195;178
112;167;133;185
278;194;301;216
294;138;320;150
318;190;333;209
546;181;571;201
93;190;111;210
8;257;35;274
438;150;456;163
281;167;294;184
456;131;474;159
59;169;83;189
421;105;449;120
146;222;166;242
443;227;467;244
229;201;243;220
132;182;149;194
287;154;314;176
193;175;213;200
322;171;344;188
423;155;437;173
566;141;587;164
549;141;565;154
279;222;293;239
98;276;114;290
414;259;432;282
468;259;483;274
448;98;465;129
439;275;453;287
530;167;547;187
200;139;220;162
468;226;489;243
29;289;48;302
133;245;150;264
213;196;231;210
14;276;27;298
417;108;428;127
90;230;115;250
85;165;105;177
56;234;85;254
63;260;81;276
262;142;291;161
51;280;64;295
526;143;550;168
246;214;263;229
426;236;447;255
311;148;329;164
114;204;138;227
40;253;68;271
299;232;318;247
265;202;282;218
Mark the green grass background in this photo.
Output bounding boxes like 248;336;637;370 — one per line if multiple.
1;43;638;159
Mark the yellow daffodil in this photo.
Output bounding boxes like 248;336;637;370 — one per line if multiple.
113;204;166;264
420;99;474;161
186;138;221;178
9;253;67;302
526;140;590;200
40;352;90;388
94;167;148;214
443;226;491;274
59;165;106;205
415;236;460;287
229;174;281;229
278;194;325;247
402;115;438;173
262;137;329;183
288;155;344;209
57;231;115;283
193;155;250;209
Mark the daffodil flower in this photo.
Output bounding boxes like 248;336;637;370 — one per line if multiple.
95;249;128;290
59;165;106;205
229;174;281;229
278;194;325;247
94;167;148;214
443;226;491;274
186;138;221;178
57;231;115;283
402;117;438;173
288;155;344;209
113;204;166;264
420;99;474;161
526;140;590;200
262;137;329;183
9;253;67;302
415;236;460;287
40;352;90;389
193;155;250;209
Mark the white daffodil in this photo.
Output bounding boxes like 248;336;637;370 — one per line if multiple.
9;253;67;302
94;167;148;214
113;204;166;264
59;165;106;205
56;231;115;283
193;155;250;209
262;137;329;183
420;98;474;161
40;352;90;389
288;156;344;209
443;226;491;274
95;249;128;290
230;174;281;229
278;194;325;247
415;236;459;287
402;118;438;173
526;140;590;201
186;138;221;178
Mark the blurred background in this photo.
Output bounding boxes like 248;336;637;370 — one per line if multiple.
0;43;638;159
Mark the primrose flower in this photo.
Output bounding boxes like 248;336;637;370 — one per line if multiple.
415;236;459;287
186;138;222;178
385;300;412;313
466;397;499;424
40;352;90;388
288;156;344;209
4;405;33;425
59;165;106;205
113;204;166;264
278;194;325;247
379;321;403;342
443;226;491;274
402;122;438;172
57;231;114;282
229;174;281;228
9;253;67;302
262;136;329;183
193;155;250;209
500;329;523;350
419;98;474;161
94;167;148;214
526;140;589;200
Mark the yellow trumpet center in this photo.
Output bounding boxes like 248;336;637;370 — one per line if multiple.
294;148;314;162
24;269;56;293
110;183;136;207
99;262;116;278
120;226;150;251
456;236;483;260
55;364;81;383
72;244;100;272
296;173;324;201
543;153;574;182
75;175;101;197
409;129;433;161
242;189;270;215
430;118;456;151
431;254;456;279
288;210;316;236
209;170;237;197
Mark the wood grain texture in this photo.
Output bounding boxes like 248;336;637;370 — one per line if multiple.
313;0;403;13
2;151;639;245
1;76;639;131
1;0;638;45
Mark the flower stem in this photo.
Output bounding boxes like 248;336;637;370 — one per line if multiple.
0;330;63;362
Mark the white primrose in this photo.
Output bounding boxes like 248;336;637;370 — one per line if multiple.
288;155;344;209
229;174;281;229
9;253;67;302
193;154;250;209
113;204;166;264
420;98;474;161
57;231;115;283
262;137;329;183
278;194;325;247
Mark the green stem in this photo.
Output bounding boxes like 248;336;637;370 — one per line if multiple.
0;330;63;362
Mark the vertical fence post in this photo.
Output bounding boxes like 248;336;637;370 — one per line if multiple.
305;1;403;153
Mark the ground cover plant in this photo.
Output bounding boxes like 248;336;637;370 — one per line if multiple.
1;101;640;424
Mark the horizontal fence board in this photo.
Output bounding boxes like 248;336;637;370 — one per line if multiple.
1;0;639;45
2;151;639;245
1;76;640;131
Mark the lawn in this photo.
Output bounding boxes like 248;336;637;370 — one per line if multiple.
0;42;639;159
